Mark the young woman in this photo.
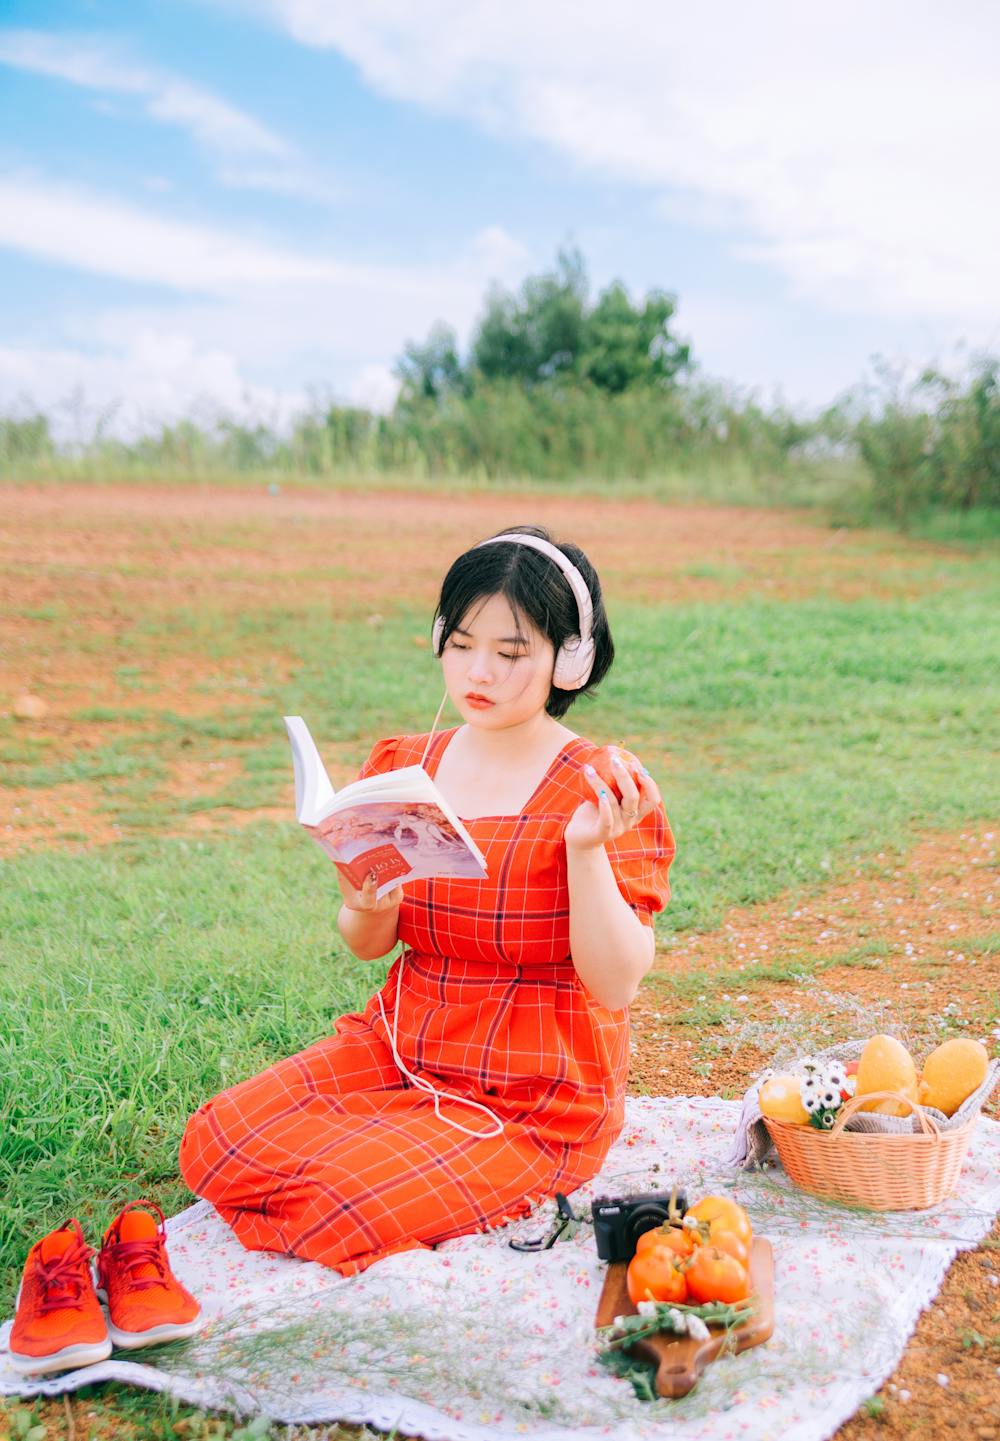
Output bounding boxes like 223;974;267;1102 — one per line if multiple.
179;526;675;1276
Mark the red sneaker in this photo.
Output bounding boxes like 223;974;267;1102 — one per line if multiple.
9;1219;112;1375
95;1201;203;1349
96;1201;202;1349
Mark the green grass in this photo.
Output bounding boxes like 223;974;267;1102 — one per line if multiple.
904;506;1000;546
5;582;998;846
0;828;380;1305
1;518;998;1435
3;579;998;1302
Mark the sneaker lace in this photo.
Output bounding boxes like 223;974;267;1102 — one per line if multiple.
35;1241;94;1316
111;1237;171;1291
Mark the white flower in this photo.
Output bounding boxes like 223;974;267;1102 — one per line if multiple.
636;1300;657;1317
686;1316;711;1340
803;1092;821;1113
800;1055;820;1073
820;1088;841;1109
824;1067;846;1091
843;1075;857;1095
820;1110;837;1129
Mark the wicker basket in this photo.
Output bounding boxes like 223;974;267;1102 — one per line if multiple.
764;1089;976;1210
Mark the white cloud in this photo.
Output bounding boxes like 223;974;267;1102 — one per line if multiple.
0;331;305;443
348;362;401;413
253;0;1000;324
0;173;529;428
0;170;525;317
0;174;352;289
0;29;284;153
146;80;285;158
0;175;529;311
0;28;331;199
469;225;530;277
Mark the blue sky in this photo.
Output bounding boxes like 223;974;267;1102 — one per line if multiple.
1;0;997;437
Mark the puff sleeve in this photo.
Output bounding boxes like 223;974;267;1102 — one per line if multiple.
606;801;676;927
355;735;401;782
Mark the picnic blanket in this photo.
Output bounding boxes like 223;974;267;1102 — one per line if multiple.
3;1095;999;1441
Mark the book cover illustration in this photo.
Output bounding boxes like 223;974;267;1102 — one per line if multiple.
315;800;485;890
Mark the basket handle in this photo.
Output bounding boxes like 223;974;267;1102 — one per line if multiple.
830;1090;940;1139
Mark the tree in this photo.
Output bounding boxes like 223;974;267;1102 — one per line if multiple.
393;248;693;405
471;248;588;385
582;282;690;393
395;322;465;404
921;358;1000;510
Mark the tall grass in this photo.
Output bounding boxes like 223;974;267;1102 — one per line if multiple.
845;357;1000;529
0;379;851;493
2;359;998;536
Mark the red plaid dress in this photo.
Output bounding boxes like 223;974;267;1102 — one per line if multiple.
179;728;675;1275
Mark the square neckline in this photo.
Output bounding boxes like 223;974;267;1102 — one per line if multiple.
429;725;586;823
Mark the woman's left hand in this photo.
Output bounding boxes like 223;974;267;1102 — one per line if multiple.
564;750;662;853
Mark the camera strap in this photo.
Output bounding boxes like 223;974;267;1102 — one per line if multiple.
507;1193;586;1252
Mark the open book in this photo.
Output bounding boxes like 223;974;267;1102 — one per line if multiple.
283;717;488;899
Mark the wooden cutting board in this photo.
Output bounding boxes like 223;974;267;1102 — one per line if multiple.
594;1237;775;1399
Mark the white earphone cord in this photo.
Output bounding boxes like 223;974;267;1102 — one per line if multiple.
375;687;505;1138
377;954;505;1138
418;689;450;772
384;530;593;1140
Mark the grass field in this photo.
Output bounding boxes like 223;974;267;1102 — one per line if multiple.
1;481;998;1440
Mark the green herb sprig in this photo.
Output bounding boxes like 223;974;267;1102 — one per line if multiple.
596;1297;759;1402
598;1296;757;1351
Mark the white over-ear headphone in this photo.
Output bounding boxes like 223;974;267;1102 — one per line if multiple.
431;532;597;691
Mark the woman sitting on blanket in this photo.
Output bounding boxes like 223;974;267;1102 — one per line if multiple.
180;525;676;1276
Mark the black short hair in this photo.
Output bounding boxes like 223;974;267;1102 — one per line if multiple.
433;524;614;718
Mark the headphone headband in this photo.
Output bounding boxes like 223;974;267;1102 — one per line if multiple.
472;533;594;644
431;531;597;689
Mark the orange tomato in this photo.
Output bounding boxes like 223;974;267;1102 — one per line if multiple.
684;1196;753;1249
626;1245;689;1305
684;1246;751;1305
634;1225;694;1261
711;1229;751;1268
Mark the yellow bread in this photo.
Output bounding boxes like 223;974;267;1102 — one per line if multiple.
918;1038;989;1117
759;1073;810;1124
855;1034;919;1115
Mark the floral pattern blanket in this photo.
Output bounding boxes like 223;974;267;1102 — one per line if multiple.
3;1095;999;1441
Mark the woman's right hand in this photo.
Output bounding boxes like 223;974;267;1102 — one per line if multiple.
337;867;404;914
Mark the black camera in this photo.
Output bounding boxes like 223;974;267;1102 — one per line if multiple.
590;1187;688;1263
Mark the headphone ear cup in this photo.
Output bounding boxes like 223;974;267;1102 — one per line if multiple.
552;635;595;690
431;615;445;655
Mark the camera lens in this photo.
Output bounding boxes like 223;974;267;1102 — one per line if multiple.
622;1202;668;1255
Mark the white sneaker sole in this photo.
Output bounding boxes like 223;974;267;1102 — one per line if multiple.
107;1315;204;1349
9;1338;113;1376
93;1273;204;1349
